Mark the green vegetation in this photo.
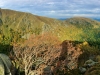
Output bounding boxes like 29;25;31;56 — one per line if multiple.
0;8;100;75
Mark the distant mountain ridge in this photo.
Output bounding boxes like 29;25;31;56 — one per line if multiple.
58;17;100;21
94;18;100;21
0;8;100;43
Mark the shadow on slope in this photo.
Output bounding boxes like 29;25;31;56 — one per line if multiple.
0;43;13;55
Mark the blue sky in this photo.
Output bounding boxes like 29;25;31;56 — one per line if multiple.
0;0;100;19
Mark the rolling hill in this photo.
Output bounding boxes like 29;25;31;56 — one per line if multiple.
0;8;100;44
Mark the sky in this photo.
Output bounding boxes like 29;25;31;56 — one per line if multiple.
0;0;100;19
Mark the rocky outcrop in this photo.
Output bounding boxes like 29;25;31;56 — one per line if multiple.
78;59;99;75
0;9;3;26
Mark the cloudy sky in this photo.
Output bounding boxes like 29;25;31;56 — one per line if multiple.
0;0;100;19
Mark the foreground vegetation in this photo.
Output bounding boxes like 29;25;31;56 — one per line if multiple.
0;33;100;75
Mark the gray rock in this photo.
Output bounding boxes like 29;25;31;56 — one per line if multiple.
79;67;86;73
0;53;13;75
84;59;98;67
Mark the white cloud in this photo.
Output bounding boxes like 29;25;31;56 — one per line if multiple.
0;0;100;18
47;2;55;5
0;1;7;7
47;10;56;14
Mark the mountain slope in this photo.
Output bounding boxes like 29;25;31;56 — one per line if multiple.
65;17;100;28
64;17;100;42
0;9;64;31
0;8;100;43
0;8;68;41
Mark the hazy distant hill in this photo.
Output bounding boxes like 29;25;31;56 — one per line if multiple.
0;8;100;43
66;17;100;28
59;17;100;21
94;18;100;21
